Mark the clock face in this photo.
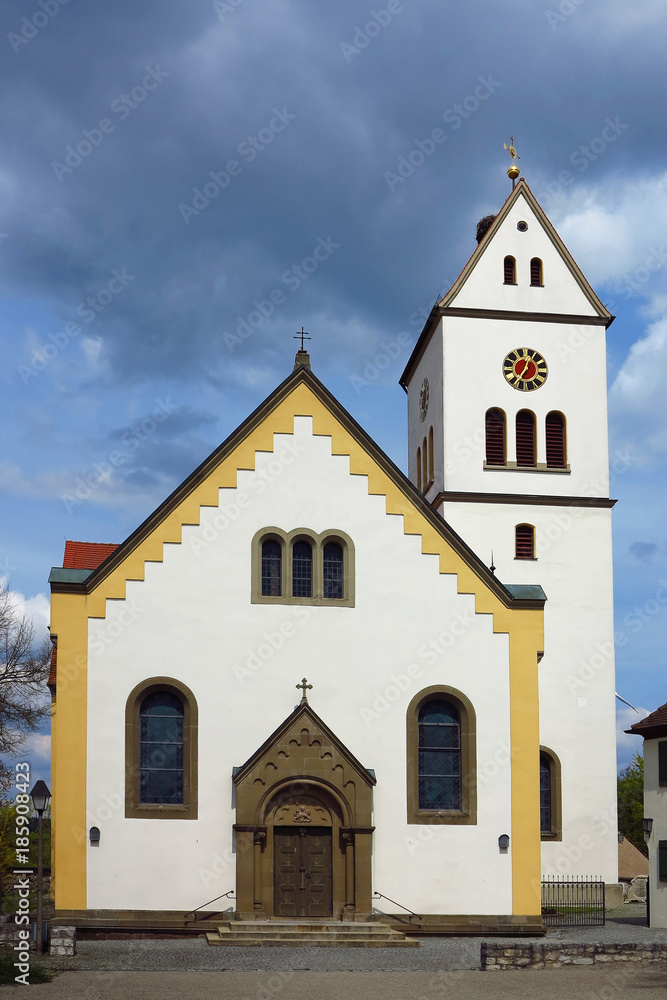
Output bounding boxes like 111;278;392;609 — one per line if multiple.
503;348;548;391
418;377;430;421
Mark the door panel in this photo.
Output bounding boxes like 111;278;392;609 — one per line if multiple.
274;828;332;917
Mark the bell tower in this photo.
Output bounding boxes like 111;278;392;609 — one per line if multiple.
400;173;619;884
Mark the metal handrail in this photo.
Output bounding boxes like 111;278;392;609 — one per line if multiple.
184;890;236;923
372;891;423;924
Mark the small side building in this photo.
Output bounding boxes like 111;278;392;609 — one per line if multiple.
628;702;667;927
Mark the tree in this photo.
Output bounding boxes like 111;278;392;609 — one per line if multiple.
0;583;51;799
617;751;647;857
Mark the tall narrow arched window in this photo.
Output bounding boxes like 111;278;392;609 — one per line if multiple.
515;523;535;560
485;408;506;465
126;678;198;819
416;447;422;491
261;540;282;596
422;436;428;489
292;540;313;598
516;409;536;466
540;756;552;833
504;255;516;284
530;257;543;286
418;700;461;811
540;748;562;840
428;426;434;484
545;411;566;468
140;692;184;805
323;542;343;600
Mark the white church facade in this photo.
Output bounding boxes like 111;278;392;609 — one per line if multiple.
48;179;619;933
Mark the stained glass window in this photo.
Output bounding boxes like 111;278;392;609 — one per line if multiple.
540;756;552;833
292;541;312;598
139;692;184;804
261;540;282;596
323;542;343;600
418;700;461;811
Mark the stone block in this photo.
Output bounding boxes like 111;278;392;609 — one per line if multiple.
604;883;624;909
49;925;76;957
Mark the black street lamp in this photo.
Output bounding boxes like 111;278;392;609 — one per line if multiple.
30;781;51;955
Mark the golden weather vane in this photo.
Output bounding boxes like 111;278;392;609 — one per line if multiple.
504;136;521;189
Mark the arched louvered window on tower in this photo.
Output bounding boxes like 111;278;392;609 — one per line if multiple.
292;540;313;598
422;436;428;490
485;408;506;465
516;410;536;466
416;447;422;491
530;257;543;286
504;255;516;285
261;539;282;596
418;699;462;811
428;426;434;484
323;541;344;600
515;523;535;560
545;411;566;468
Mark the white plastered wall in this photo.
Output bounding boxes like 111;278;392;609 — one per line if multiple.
644;738;667;927
449;191;598;317
85;416;516;915
441;499;618;882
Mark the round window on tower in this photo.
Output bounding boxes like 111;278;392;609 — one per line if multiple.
517;221;528;232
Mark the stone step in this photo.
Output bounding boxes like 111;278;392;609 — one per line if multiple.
206;920;419;948
217;921;401;934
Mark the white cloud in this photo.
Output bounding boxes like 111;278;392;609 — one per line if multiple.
1;579;50;639
551;172;667;292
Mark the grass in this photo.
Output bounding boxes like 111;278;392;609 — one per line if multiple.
0;948;53;985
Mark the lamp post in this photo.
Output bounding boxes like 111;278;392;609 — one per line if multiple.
30;780;51;955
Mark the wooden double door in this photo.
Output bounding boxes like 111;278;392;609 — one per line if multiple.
274;827;332;917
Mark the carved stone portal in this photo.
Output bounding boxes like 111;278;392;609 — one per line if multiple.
233;703;375;921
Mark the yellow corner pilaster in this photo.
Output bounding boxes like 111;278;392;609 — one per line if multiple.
50;592;88;910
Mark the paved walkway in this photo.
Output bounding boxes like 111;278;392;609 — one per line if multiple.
25;966;667;999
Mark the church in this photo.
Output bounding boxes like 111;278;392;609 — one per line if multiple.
48;177;619;934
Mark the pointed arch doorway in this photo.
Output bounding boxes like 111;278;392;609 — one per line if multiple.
233;702;375;920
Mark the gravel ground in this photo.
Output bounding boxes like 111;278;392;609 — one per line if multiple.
36;904;667;974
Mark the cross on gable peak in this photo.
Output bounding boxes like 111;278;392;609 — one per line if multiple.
296;677;313;705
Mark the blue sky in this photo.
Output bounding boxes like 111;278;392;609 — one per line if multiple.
1;0;666;786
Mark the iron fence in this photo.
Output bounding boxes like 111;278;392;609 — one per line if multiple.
541;876;605;927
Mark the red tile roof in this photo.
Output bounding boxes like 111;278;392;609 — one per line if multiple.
63;541;119;570
618;836;649;880
628;701;667;737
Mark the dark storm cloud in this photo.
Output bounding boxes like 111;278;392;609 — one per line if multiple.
0;0;665;391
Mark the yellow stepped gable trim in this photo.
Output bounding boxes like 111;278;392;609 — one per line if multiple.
54;378;543;916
